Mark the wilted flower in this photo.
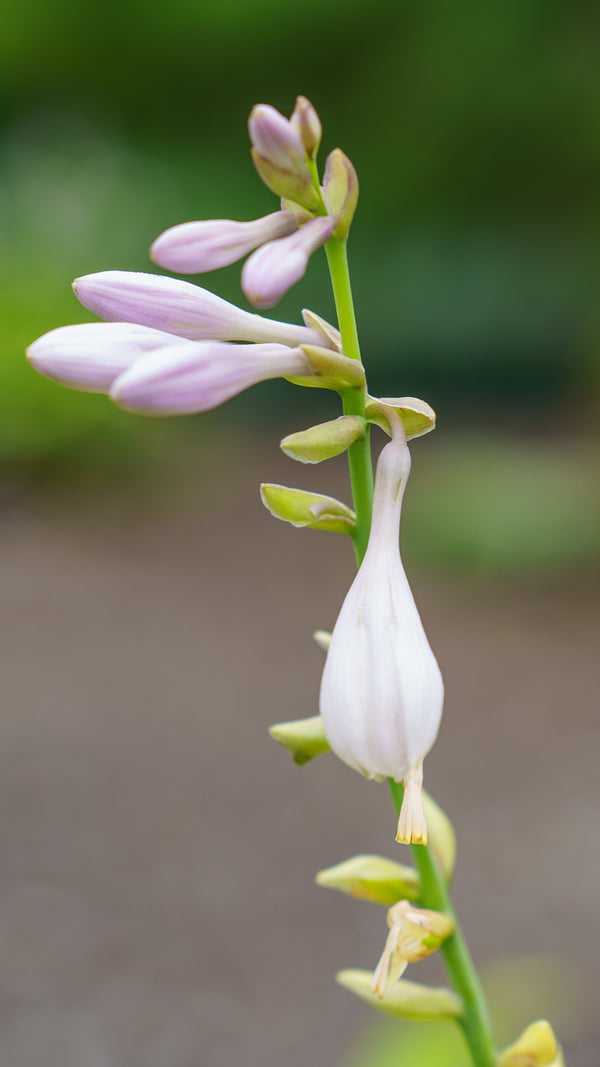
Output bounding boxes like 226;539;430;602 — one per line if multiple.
242;216;335;309
150;211;299;274
110;341;312;416
319;431;444;844
371;900;454;997
73;271;331;349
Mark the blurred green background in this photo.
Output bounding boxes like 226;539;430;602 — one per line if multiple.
1;0;599;573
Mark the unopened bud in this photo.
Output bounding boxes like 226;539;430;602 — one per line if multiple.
242;216;334;309
290;95;322;159
313;631;331;651
316;854;419;905
322;149;359;239
260;484;355;533
336;969;463;1021
286;344;366;392
281;415;366;464
150;211;298;274
249;103;319;211
269;715;330;765
251;150;320;212
498;1020;563;1066
422;792;457;882
371;900;455;997
366;395;436;441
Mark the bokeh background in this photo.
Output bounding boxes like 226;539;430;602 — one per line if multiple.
0;1;598;1064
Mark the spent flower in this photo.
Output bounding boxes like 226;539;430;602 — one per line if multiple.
371;900;454;997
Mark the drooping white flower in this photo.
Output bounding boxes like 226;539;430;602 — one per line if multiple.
319;432;444;844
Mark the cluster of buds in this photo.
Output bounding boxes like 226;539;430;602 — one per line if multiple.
27;96;359;414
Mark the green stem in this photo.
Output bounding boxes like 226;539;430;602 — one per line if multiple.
324;236;373;563
389;782;497;1067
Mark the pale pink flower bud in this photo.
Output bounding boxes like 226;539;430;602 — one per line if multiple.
26;322;188;392
150;211;298;274
319;438;444;844
248;104;308;174
249;104;319;210
110;341;312;416
290;96;322;159
73;271;330;349
242;216;335;309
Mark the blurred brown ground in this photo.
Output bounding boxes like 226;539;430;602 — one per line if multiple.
0;436;598;1067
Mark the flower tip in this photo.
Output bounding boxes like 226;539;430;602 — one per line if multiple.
396;765;428;845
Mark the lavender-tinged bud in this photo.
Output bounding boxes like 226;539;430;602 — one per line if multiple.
319;437;444;844
242;216;334;309
249;104;319;211
73;271;331;349
290;95;322;159
336;969;463;1021
110;342;312;416
322;149;359;239
371;900;454;997
150;211;298;274
26;322;188;393
316;855;420;905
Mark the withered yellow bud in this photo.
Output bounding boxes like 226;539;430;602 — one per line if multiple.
268;715;330;765
498;1020;563;1067
371;899;455;997
260;484;355;533
281;415;366;464
366;395;436;441
322;148;359;239
336;968;463;1021
315;854;419;905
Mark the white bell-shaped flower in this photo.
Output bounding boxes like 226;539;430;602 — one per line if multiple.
319;430;444;844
